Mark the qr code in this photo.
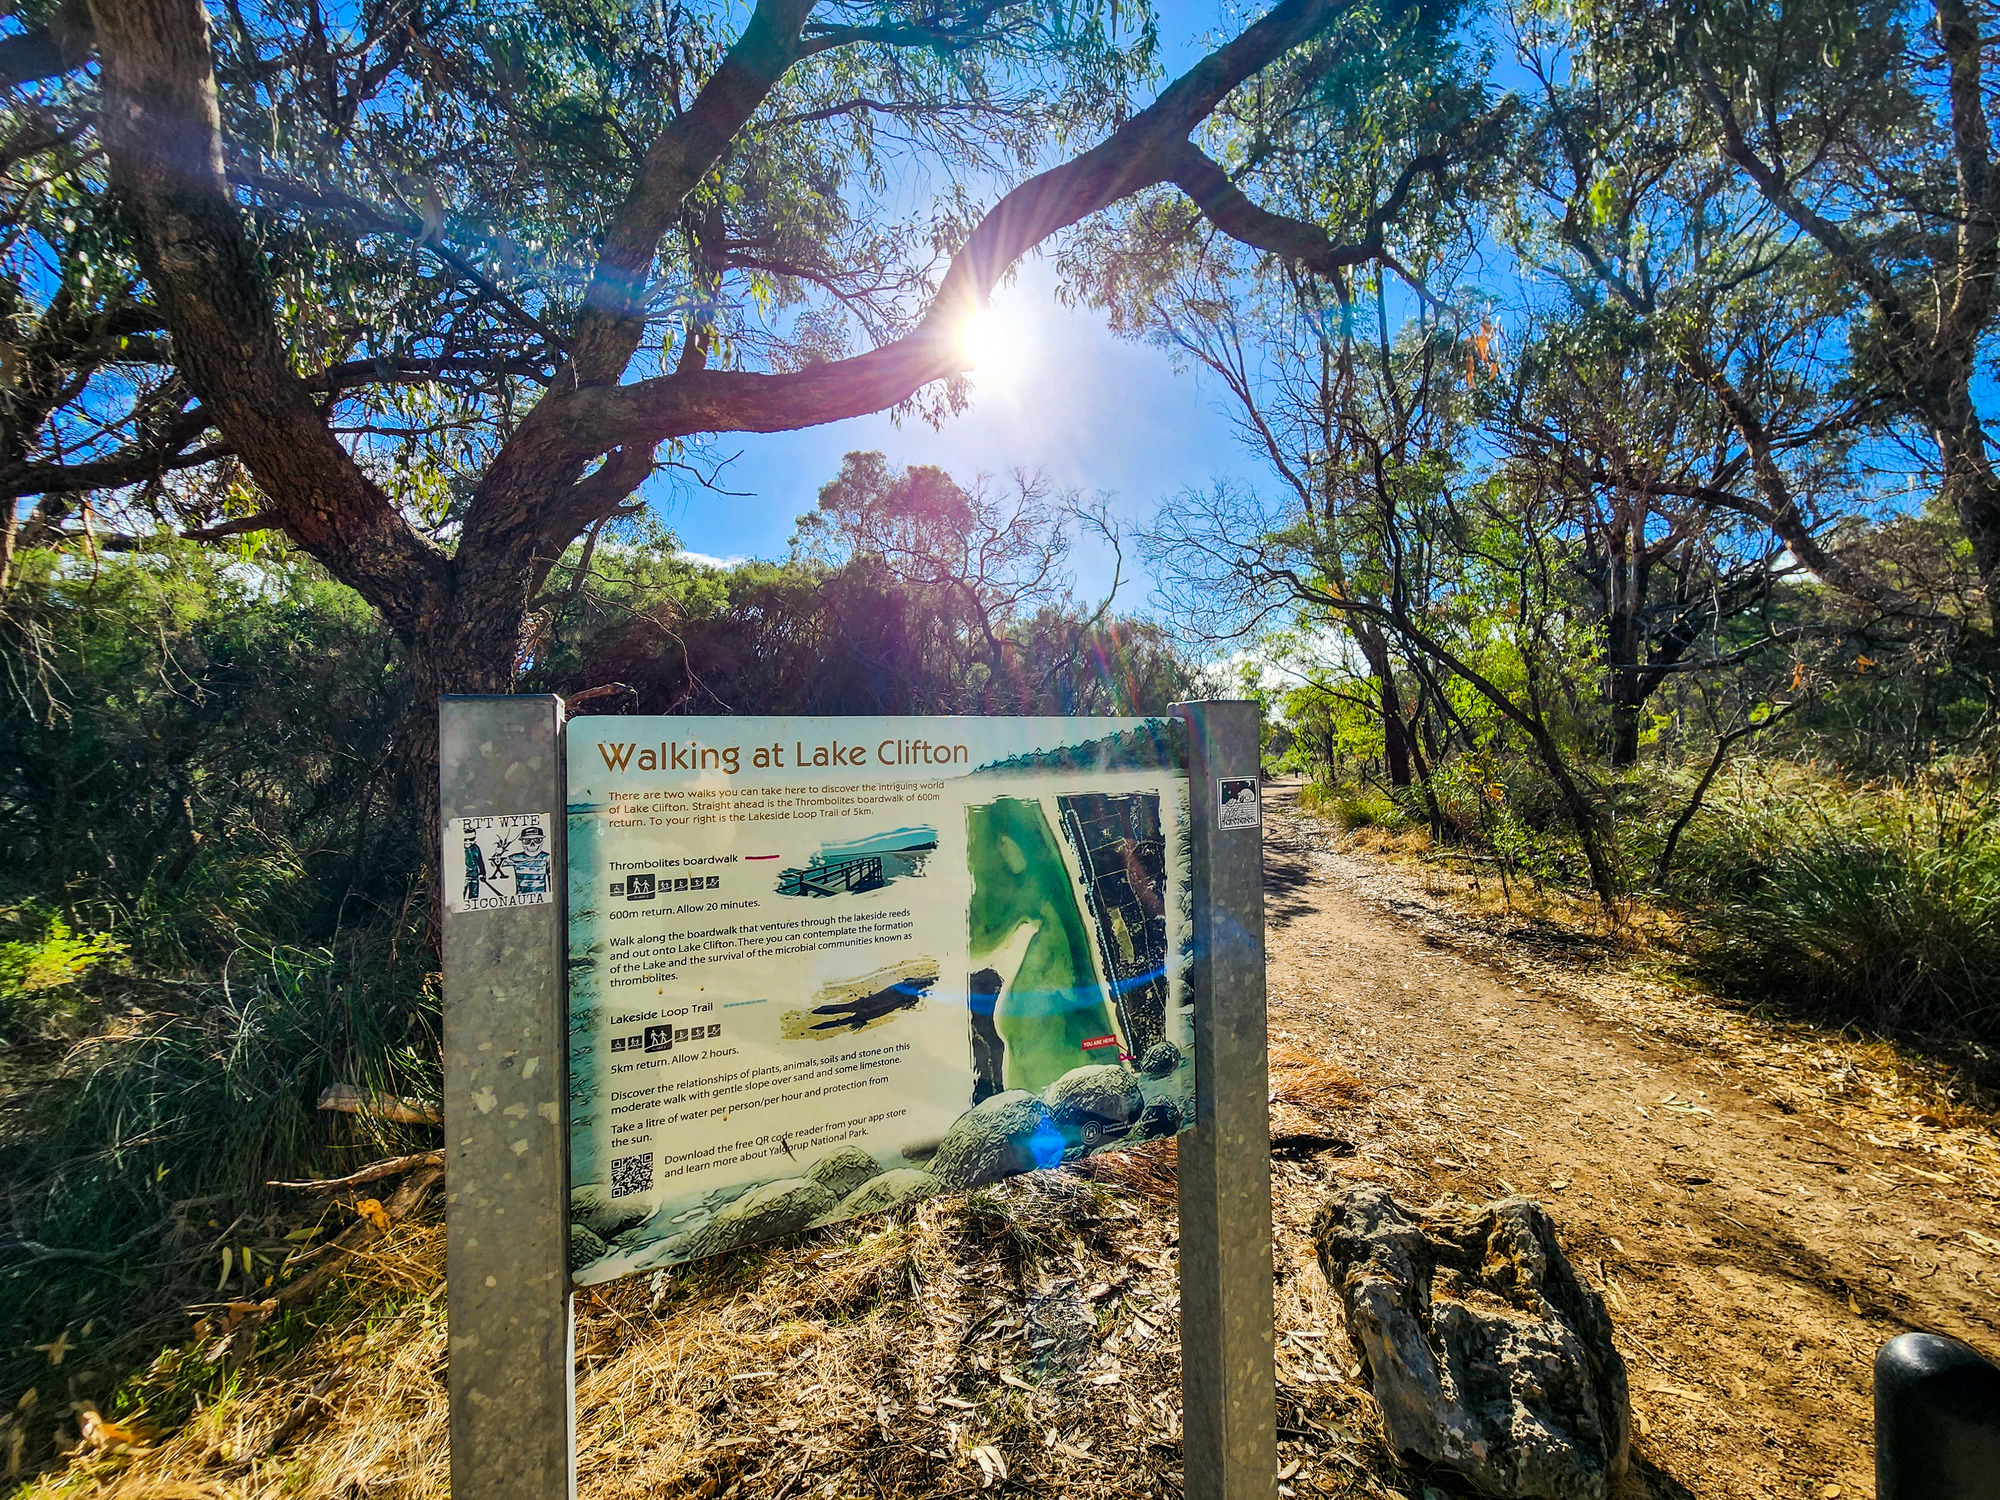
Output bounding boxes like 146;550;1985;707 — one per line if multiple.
610;1153;654;1198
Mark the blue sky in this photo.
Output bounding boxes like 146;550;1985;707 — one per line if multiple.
655;257;1262;604
650;0;1262;610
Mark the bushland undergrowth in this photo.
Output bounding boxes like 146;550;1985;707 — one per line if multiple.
0;492;1194;1483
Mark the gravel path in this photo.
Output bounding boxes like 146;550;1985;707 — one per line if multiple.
1261;789;1999;1500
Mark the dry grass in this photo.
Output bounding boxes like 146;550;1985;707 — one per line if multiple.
1075;1048;1366;1209
14;1051;1401;1500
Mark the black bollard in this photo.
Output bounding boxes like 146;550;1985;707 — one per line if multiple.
1876;1332;2000;1500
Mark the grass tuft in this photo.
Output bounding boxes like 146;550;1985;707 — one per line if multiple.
1677;777;2000;1042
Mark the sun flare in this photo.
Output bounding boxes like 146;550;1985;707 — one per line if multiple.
956;308;1023;389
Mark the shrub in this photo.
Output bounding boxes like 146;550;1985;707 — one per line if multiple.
0;904;125;1040
1299;782;1410;831
1681;779;2000;1042
0;933;437;1403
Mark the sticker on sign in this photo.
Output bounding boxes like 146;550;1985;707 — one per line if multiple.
1217;777;1261;830
447;812;555;913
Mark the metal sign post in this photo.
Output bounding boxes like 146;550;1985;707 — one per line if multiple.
1176;700;1277;1500
440;695;575;1500
437;698;1272;1500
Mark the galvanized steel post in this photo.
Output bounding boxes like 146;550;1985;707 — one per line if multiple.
1175;700;1276;1500
439;695;575;1500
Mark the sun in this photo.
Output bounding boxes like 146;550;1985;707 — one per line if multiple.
956;308;1023;390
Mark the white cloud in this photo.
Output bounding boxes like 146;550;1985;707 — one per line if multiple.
676;548;751;570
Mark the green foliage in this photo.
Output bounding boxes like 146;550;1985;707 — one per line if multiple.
531;459;1193;718
0;545;432;1422
0;904;124;1040
1297;783;1408;833
1671;775;2000;1040
0;542;418;961
0;935;436;1420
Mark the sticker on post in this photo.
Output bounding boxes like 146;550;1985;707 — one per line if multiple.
449;813;555;913
1217;777;1260;831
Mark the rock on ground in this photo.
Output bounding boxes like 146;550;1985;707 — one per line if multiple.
680;1176;839;1260
806;1145;881;1201
1313;1183;1630;1500
927;1090;1059;1190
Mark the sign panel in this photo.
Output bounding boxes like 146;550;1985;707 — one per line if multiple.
564;715;1193;1284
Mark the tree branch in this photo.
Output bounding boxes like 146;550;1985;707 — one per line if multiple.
1166;141;1450;306
565;0;818;386
0;0;95;87
528;0;1388;459
1690;53;1916;345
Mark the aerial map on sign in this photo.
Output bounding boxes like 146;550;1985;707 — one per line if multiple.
564;716;1193;1285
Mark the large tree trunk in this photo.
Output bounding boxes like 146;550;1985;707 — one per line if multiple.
1600;502;1650;768
407;588;535;937
1935;398;2000;599
1605;596;1645;769
1355;622;1413;788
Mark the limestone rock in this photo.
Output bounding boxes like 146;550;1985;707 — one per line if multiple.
928;1091;1060;1190
834;1167;940;1218
568;1223;609;1273
570;1182;647;1241
1041;1064;1145;1150
806;1145;881;1201
1313;1184;1630;1500
1133;1097;1185;1140
680;1176;838;1260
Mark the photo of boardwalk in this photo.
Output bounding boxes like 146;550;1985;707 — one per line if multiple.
780;958;940;1040
774;826;938;897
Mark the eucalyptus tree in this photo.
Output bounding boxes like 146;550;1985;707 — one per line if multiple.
0;0;1465;814
1497;315;1812;767
1548;0;2000;610
1502;0;1908;616
1073;0;1505;794
791;447;1076;704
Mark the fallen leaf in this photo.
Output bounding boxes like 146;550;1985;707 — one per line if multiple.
1089;1371;1121;1385
355;1199;391;1232
1277;1459;1301;1480
970;1444;1007;1487
77;1407;150;1452
32;1331;70;1367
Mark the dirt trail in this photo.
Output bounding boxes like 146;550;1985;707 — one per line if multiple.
1260;789;2000;1500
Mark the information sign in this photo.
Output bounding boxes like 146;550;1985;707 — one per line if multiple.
563;715;1196;1283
